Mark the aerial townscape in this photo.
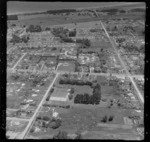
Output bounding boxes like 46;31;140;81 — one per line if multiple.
6;2;145;140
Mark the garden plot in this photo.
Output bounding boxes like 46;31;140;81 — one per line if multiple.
7;53;23;69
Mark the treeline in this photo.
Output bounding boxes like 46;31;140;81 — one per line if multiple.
7;15;18;20
46;9;77;14
59;79;93;86
74;83;101;105
10;34;30;44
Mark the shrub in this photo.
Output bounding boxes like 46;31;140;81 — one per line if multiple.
42;116;50;121
45;27;50;31
30;128;34;133
49;119;62;129
69;29;76;37
101;116;108;123
11;24;16;27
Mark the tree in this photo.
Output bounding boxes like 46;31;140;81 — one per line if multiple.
108;115;114;122
69;29;76;37
68;94;73;100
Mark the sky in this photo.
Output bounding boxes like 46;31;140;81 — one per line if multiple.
7;1;137;15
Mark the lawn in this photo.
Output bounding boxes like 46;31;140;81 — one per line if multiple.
57;62;75;72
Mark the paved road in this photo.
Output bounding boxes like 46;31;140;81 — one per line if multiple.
7;117;29;121
12;53;27;70
100;21;144;103
15;73;59;139
8;68;144;79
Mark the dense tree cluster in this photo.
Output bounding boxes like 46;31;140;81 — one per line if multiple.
60;37;74;43
59;78;92;86
45;27;51;31
26;25;42;32
10;34;30;44
68;29;76;37
51;27;76;43
52;27;67;37
35;116;62;130
130;8;145;13
74;83;101;105
76;38;91;47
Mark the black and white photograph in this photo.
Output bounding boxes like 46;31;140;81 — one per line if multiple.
6;1;145;140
